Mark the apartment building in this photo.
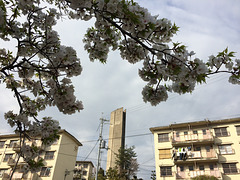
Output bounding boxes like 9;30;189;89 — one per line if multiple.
0;129;82;180
150;117;240;180
73;161;94;180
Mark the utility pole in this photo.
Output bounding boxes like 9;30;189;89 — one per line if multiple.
95;117;109;180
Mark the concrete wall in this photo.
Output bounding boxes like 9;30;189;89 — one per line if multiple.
52;132;79;180
106;107;126;171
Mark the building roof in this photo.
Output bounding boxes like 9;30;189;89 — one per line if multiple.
59;129;82;146
0;129;82;146
149;117;240;133
0;133;19;139
76;161;94;167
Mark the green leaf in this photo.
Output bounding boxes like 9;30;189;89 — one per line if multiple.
224;47;228;53
228;51;235;57
196;74;207;84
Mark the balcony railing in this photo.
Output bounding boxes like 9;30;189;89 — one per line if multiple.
174;149;218;163
22;172;39;179
176;169;221;179
12;142;21;152
2;173;10;180
7;157;26;167
7;158;16;166
172;131;214;144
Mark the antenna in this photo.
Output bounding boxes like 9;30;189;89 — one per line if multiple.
95;116;109;180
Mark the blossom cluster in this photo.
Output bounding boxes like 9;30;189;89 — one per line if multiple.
207;48;240;85
0;0;82;171
75;0;239;105
72;0;221;103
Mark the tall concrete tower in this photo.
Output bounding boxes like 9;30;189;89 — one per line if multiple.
106;107;126;171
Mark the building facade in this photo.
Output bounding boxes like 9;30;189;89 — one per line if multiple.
0;129;82;180
150;117;240;180
73;161;94;180
106;107;126;171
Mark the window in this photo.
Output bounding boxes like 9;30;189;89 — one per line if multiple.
9;140;18;148
179;166;184;171
193;130;198;134
199;165;204;170
82;171;87;176
214;127;229;137
40;167;51;177
159;149;171;159
202;129;207;135
194;147;201;151
222;163;238;174
158;133;169;142
219;145;234;154
189;166;194;171
0;141;5;148
205;146;212;152
44;151;55;160
3;154;13;162
209;164;214;170
160;166;172;176
236;126;240;136
184;131;188;135
83;164;88;168
176;132;180;137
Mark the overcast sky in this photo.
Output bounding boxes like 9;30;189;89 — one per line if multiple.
1;0;240;179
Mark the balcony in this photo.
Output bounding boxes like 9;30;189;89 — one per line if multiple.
174;149;218;164
74;167;82;171
11;172;24;179
7;157;26;167
12;142;21;152
73;173;82;179
176;169;221;179
22;172;39;180
172;131;214;145
7;158;16;166
2;173;10;180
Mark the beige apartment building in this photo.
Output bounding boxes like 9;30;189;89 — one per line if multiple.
73;161;94;180
0;129;82;180
150;117;240;180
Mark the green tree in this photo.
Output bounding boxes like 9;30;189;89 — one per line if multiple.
115;146;139;180
150;170;156;180
106;167;121;180
97;168;106;180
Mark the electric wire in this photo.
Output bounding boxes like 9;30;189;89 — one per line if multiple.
125;73;229;113
83;139;99;161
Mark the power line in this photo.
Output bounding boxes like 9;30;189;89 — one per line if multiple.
79;132;152;143
125;74;229;113
84;139;99;161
